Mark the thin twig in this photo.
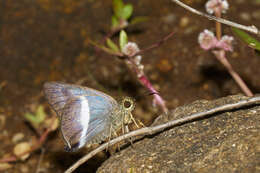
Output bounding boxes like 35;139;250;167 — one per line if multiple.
65;95;260;173
171;0;259;36
133;31;175;57
35;148;45;173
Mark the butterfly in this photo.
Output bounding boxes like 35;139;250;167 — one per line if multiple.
43;82;135;152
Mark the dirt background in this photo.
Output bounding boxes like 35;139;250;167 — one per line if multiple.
0;0;260;172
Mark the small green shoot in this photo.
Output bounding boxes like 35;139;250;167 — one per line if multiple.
113;0;133;20
112;0;133;29
24;105;46;129
120;4;133;20
232;27;260;51
89;30;130;57
111;0;147;30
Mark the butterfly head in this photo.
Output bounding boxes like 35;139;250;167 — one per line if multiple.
120;97;135;125
110;96;135;132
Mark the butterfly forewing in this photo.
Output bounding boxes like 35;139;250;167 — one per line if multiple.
44;82;72;117
44;82;118;115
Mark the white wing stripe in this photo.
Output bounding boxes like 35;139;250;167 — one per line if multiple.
79;96;90;147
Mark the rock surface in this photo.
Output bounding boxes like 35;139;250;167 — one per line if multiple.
98;95;260;173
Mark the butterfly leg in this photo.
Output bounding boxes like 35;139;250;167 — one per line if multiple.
109;125;122;152
129;112;140;128
106;125;118;152
121;119;125;135
124;124;134;146
137;119;146;128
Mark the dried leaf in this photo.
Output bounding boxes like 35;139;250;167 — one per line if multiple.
13;142;31;161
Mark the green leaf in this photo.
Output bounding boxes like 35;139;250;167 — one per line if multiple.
113;0;124;19
35;105;46;123
89;39;123;56
121;4;133;20
24;113;41;126
119;30;128;51
130;16;148;25
111;15;119;28
106;38;119;52
232;27;260;51
24;105;46;128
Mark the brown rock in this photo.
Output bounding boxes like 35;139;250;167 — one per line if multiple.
98;95;260;173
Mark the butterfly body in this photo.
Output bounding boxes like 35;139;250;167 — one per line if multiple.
44;82;132;152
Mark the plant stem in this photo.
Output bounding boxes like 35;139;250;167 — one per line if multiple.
213;50;253;96
215;11;222;40
211;7;253;97
126;58;168;114
139;75;168;114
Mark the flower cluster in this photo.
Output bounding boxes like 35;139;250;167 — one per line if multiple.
198;29;233;51
122;42;140;57
205;0;229;14
123;42;144;77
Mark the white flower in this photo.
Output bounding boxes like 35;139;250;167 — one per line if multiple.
122;42;140;57
198;29;218;50
205;0;229;14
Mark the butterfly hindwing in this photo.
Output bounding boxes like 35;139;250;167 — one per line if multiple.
61;96;116;151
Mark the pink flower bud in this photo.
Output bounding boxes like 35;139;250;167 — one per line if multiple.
198;29;218;50
205;0;229;14
216;35;234;51
122;42;140;57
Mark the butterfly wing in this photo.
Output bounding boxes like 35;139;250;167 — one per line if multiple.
44;82;74;118
43;82;119;151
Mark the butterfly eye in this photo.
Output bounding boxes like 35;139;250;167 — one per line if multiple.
122;97;135;112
